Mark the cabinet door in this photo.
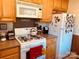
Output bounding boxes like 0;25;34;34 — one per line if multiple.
53;0;62;11
46;45;55;59
46;39;56;59
19;0;42;4
1;0;16;22
0;0;2;18
62;0;69;12
19;0;33;3
41;0;53;22
32;0;42;4
0;53;19;59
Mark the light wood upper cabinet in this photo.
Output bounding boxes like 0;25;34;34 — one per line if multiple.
0;0;2;18
19;0;42;4
40;0;53;22
53;0;69;12
62;0;69;12
19;0;32;3
32;0;42;4
1;0;16;22
53;0;62;11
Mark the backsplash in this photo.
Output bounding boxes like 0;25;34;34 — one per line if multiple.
0;22;14;32
37;22;49;29
14;18;39;28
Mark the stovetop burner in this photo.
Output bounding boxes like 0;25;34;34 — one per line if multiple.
17;36;31;43
17;35;43;43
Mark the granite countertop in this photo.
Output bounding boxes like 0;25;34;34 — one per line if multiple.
37;34;57;44
0;34;56;51
38;34;57;40
0;39;20;51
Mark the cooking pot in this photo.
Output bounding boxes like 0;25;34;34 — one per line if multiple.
30;28;37;36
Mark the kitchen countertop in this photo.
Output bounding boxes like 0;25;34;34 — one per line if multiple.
38;34;57;40
43;34;57;39
0;39;20;51
38;34;57;44
0;34;56;51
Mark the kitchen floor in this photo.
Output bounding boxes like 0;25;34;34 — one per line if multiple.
64;52;79;59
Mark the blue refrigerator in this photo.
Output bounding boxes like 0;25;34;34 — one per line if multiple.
49;13;75;59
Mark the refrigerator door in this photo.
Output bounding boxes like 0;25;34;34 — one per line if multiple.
49;14;61;36
56;13;74;59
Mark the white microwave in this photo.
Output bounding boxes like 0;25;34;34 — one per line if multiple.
16;1;42;18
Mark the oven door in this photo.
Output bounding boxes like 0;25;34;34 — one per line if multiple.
21;47;30;59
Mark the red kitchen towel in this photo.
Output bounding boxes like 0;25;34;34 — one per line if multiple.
30;45;43;59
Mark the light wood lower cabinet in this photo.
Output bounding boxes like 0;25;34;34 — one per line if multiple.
46;45;56;59
0;47;20;59
0;53;19;59
46;39;56;59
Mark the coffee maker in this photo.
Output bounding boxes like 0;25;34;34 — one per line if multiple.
6;31;15;40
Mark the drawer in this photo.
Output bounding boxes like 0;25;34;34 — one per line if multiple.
0;47;19;58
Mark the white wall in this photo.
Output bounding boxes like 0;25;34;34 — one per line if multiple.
68;0;79;35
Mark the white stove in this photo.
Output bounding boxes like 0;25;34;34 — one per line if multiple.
15;36;46;48
15;27;46;59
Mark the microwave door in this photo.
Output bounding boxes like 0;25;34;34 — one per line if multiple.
16;4;38;18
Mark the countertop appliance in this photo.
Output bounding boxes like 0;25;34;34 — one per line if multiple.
49;13;75;59
16;1;42;18
6;31;15;40
15;27;46;59
0;32;6;41
37;25;42;35
43;26;48;34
